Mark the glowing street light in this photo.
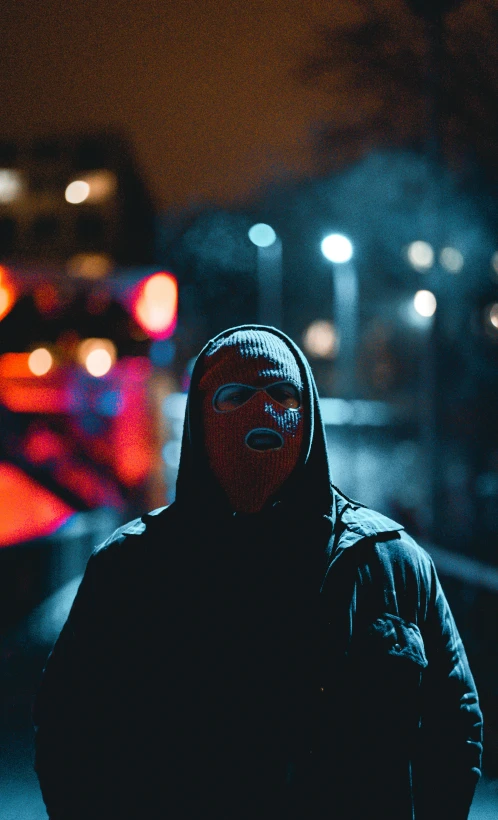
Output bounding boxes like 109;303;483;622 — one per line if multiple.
77;338;117;378
65;180;90;204
489;304;498;329
28;348;53;376
321;233;353;264
407;241;434;271
0;169;23;203
65;172;117;206
484;303;498;339
414;289;437;318
248;223;277;248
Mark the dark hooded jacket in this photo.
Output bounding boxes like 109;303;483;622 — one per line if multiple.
33;325;483;820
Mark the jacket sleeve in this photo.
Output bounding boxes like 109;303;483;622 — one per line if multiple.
415;554;483;819
33;548;111;820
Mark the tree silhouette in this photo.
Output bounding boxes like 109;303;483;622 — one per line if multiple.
301;0;498;178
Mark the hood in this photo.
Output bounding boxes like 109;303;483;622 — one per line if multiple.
174;324;333;519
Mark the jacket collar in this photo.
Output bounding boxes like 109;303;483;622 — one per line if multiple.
332;486;403;551
318;489;404;591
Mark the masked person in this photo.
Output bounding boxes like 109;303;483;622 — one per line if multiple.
33;325;483;820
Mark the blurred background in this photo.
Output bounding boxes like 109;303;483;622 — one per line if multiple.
1;0;498;817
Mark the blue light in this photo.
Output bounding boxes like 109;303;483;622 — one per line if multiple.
79;413;106;435
96;389;124;417
321;233;353;263
248;223;277;248
150;338;176;367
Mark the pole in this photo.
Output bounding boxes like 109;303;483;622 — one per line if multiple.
257;237;283;329
332;260;358;399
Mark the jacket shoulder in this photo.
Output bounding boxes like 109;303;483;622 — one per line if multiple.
375;530;436;585
93;505;171;559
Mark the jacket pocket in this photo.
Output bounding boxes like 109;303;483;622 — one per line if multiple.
344;613;428;741
365;612;428;668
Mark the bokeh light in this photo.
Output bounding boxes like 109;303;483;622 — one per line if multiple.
321;233;353;263
491;252;498;277
65;180;90;204
490;304;498;329
0;266;17;321
28;348;53;376
248;223;277;248
0;169;23;203
440;247;464;273
82;170;117;203
407;241;434;271
67;253;114;279
77;338;117;377
133;272;177;339
303;320;339;358
86;349;112;378
414;290;437;317
484;303;498;339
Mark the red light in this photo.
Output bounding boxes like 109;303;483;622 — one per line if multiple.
0;266;17;321
131;272;177;340
23;427;68;465
0;463;74;546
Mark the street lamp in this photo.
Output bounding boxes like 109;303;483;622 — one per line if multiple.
248;223;282;329
321;233;357;398
321;233;353;264
414;289;437;318
248;223;276;248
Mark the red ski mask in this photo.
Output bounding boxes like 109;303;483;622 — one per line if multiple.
199;330;305;514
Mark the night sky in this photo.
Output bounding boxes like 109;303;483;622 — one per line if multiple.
0;0;344;212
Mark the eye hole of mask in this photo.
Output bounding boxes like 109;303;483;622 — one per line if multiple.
213;381;301;413
265;382;301;410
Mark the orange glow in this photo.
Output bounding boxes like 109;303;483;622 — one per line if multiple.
132;272;177;339
0;352;65;412
0;382;66;413
0;462;74;547
28;348;53;376
0;353;32;378
67;253;114;280
0;266;17;321
81;170;117;203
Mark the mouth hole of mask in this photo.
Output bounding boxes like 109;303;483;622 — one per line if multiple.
244;428;284;452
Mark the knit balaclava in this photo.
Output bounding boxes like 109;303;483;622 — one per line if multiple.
199;329;305;514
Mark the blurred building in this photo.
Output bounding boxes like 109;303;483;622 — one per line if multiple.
0;130;155;270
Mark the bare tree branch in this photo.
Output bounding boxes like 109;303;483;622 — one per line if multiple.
301;0;498;176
